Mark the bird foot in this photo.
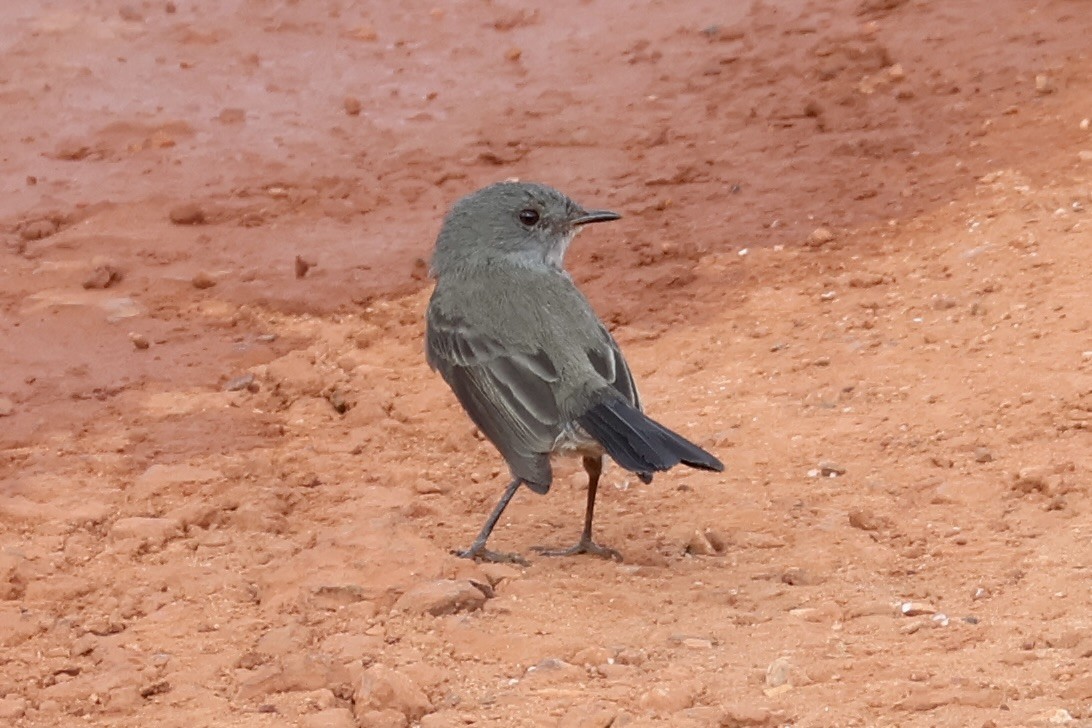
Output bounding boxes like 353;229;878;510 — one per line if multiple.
451;546;530;566
531;538;622;561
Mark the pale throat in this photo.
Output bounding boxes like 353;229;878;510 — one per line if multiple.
544;229;578;269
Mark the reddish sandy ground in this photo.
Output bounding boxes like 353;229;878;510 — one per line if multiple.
1;1;1090;727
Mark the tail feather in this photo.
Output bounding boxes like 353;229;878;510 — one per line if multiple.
577;398;724;476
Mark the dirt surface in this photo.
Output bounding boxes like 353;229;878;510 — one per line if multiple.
1;1;1091;726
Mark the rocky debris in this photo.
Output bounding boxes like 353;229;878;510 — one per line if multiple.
847;508;886;531
0;397;13;417
224;372;258;392
900;602;937;617
353;665;432;724
818;461;845;476
392;580;487;616
0;696;27;721
1012;466;1050;493
806;227;836;248
82;264;123;289
765;657;792;688
638;680;699;714
974;446;993;463
128;332;150;350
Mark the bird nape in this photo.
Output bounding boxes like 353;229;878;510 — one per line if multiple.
425;181;724;564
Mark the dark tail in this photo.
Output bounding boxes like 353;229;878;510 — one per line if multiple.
576;397;724;480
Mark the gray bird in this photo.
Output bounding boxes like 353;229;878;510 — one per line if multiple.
425;181;724;563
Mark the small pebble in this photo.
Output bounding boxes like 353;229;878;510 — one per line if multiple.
169;203;206;225
343;96;362;116
807;227;836;247
295;255;315;278
128;332;150;350
1034;74;1054;94
191;272;216;289
973;447;993;463
900;601;937;616
224;373;256;392
818;461;845;476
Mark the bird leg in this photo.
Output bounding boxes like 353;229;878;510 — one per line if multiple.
532;455;622;561
452;477;529;565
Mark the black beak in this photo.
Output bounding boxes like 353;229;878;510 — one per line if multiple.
571;209;621;226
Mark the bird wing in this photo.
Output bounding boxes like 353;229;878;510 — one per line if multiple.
585;325;641;411
426;307;562;489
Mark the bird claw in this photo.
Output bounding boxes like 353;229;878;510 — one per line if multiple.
451;546;530;566
531;539;623;562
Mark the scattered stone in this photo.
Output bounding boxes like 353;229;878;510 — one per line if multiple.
765;657;792;688
326;388;352;414
780;567;816;586
110;517;182;547
806;227;836;247
295;255;315;278
848;272;887;288
168;203;206;225
70;634;97;656
932;294;958;310
0;397;13;417
1041;708;1074;724
818;461;845;476
392;580;487;616
523;658;583;685
343;96;362;116
1078;150;1092;164
413;479;449;496
1012;466;1050;494
972;586;991;601
301;708;356;728
848;508;884;531
571;646;613;666
139;680;171;698
812;356;832;367
224;372;257;392
83;264;123;289
128;332;150;350
638;682;697;714
686;529;719;556
615;648;647;666
191;272;216;289
900;601;937;616
558;701;617;728
1034;74;1055;94
973;447;993;463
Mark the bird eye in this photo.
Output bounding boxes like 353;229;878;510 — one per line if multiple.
517;208;540;226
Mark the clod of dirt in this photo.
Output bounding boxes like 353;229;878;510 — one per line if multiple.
343;96;362;116
128;332;150;350
326;388;352;414
819;461;845;476
191;272;216;289
217;108;246;124
82;264;123;289
1034;74;1055;94
766;657;793;688
847;508;885;531
19;218;59;241
974;447;994;463
295;255;315;278
0;397;13;417
169;203;207;225
1012;466;1050;494
392;579;487;616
